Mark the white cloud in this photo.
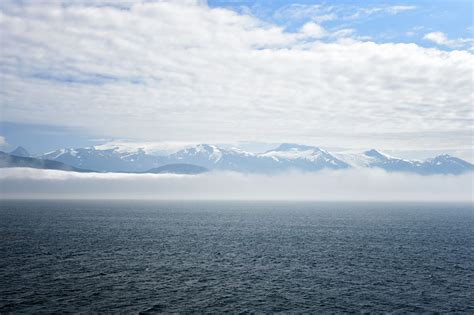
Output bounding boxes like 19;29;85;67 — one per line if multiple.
423;32;449;45
274;4;415;23
423;31;473;49
347;5;415;20
0;1;472;151
299;22;326;38
311;14;336;23
329;28;356;38
273;4;323;21
0;168;472;201
385;5;416;14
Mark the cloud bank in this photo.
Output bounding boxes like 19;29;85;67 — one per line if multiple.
1;168;472;201
0;0;472;151
423;32;474;50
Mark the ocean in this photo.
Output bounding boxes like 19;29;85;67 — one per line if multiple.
0;200;472;313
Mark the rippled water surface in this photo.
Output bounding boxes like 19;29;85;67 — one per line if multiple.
0;200;473;313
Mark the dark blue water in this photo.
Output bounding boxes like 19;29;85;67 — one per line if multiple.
0;200;472;313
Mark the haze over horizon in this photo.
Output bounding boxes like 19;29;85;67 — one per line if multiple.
1;167;472;201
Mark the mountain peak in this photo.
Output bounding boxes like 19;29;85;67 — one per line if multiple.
364;149;388;159
175;144;223;163
10;146;30;157
429;154;472;166
195;143;218;151
433;153;453;159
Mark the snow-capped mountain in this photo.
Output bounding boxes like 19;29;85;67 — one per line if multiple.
336;149;421;171
420;154;474;175
168;144;227;168
166;143;349;173
35;143;474;175
260;143;349;171
335;149;474;175
40;146;165;172
167;144;276;172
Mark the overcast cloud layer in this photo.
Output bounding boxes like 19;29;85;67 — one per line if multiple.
0;0;473;151
1;168;472;201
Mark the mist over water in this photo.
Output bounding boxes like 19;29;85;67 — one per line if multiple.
1;200;472;313
0;168;472;201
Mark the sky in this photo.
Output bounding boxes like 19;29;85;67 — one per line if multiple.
0;0;473;158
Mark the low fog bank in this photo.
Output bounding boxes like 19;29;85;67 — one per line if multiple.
0;168;472;201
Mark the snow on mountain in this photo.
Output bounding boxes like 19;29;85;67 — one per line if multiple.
40;146;165;172
335;149;473;175
421;154;474;175
260;143;349;170
334;152;376;168
169;144;223;165
261;144;323;160
167;144;270;172
167;143;349;172
92;141;194;156
336;149;419;168
37;143;474;175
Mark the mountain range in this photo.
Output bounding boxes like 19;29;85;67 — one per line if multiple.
0;151;92;173
1;144;472;175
